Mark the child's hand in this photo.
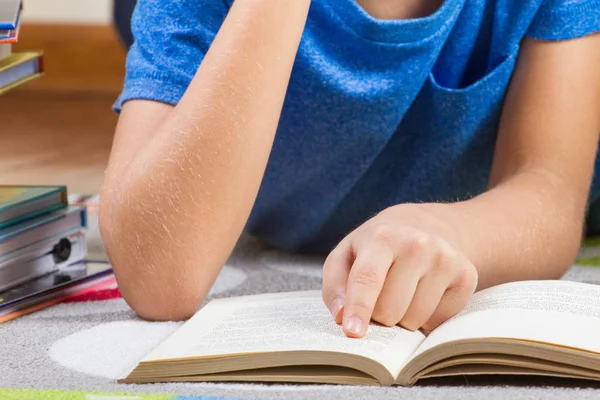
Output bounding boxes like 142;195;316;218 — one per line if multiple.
322;204;478;338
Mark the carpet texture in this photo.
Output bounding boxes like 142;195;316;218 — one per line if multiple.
0;388;237;399
2;196;600;399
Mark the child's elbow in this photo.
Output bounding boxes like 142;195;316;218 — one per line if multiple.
108;255;206;322
112;258;206;322
128;290;202;322
98;198;205;322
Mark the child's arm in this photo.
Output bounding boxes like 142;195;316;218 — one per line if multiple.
322;33;600;338
99;0;311;321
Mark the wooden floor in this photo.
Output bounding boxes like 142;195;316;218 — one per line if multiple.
0;90;116;195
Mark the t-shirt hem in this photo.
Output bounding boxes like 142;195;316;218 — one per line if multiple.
527;0;600;41
112;75;188;114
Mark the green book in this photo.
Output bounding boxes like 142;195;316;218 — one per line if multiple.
0;186;68;229
0;51;45;95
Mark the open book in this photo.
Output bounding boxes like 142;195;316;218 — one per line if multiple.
120;280;600;386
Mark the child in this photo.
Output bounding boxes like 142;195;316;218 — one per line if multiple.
99;0;600;338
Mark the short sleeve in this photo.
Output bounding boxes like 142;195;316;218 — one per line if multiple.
526;0;600;41
113;0;230;113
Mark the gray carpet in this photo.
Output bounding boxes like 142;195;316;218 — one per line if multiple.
2;225;600;399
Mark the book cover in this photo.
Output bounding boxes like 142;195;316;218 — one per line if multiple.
0;185;68;229
0;26;19;43
0;262;115;324
0;2;19;43
0;51;44;94
0;205;86;246
0;53;45;73
0;0;21;30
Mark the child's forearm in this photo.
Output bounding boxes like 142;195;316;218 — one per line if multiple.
101;0;311;321
416;169;587;290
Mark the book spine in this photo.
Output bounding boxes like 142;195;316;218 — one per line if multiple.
37;53;44;73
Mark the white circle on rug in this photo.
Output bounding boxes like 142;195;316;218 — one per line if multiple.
49;266;246;379
209;265;248;295
261;252;324;279
49;321;182;379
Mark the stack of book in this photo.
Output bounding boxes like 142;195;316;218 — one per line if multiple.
0;186;114;323
0;0;44;95
0;186;87;291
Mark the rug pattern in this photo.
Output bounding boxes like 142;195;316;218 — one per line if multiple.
0;388;245;400
2;195;600;400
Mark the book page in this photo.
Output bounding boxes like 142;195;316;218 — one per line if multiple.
415;280;600;356
143;291;425;379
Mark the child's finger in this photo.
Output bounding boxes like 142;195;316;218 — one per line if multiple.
322;240;353;324
422;260;478;332
399;246;465;331
342;239;394;338
371;244;434;327
398;271;451;331
420;284;471;333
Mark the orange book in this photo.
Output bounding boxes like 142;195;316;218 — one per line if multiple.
0;25;19;43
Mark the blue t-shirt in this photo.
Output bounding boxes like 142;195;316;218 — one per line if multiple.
115;0;600;253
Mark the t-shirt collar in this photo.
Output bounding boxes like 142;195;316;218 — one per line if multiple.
323;0;466;43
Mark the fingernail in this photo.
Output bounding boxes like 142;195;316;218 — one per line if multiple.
345;316;363;336
330;298;344;318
